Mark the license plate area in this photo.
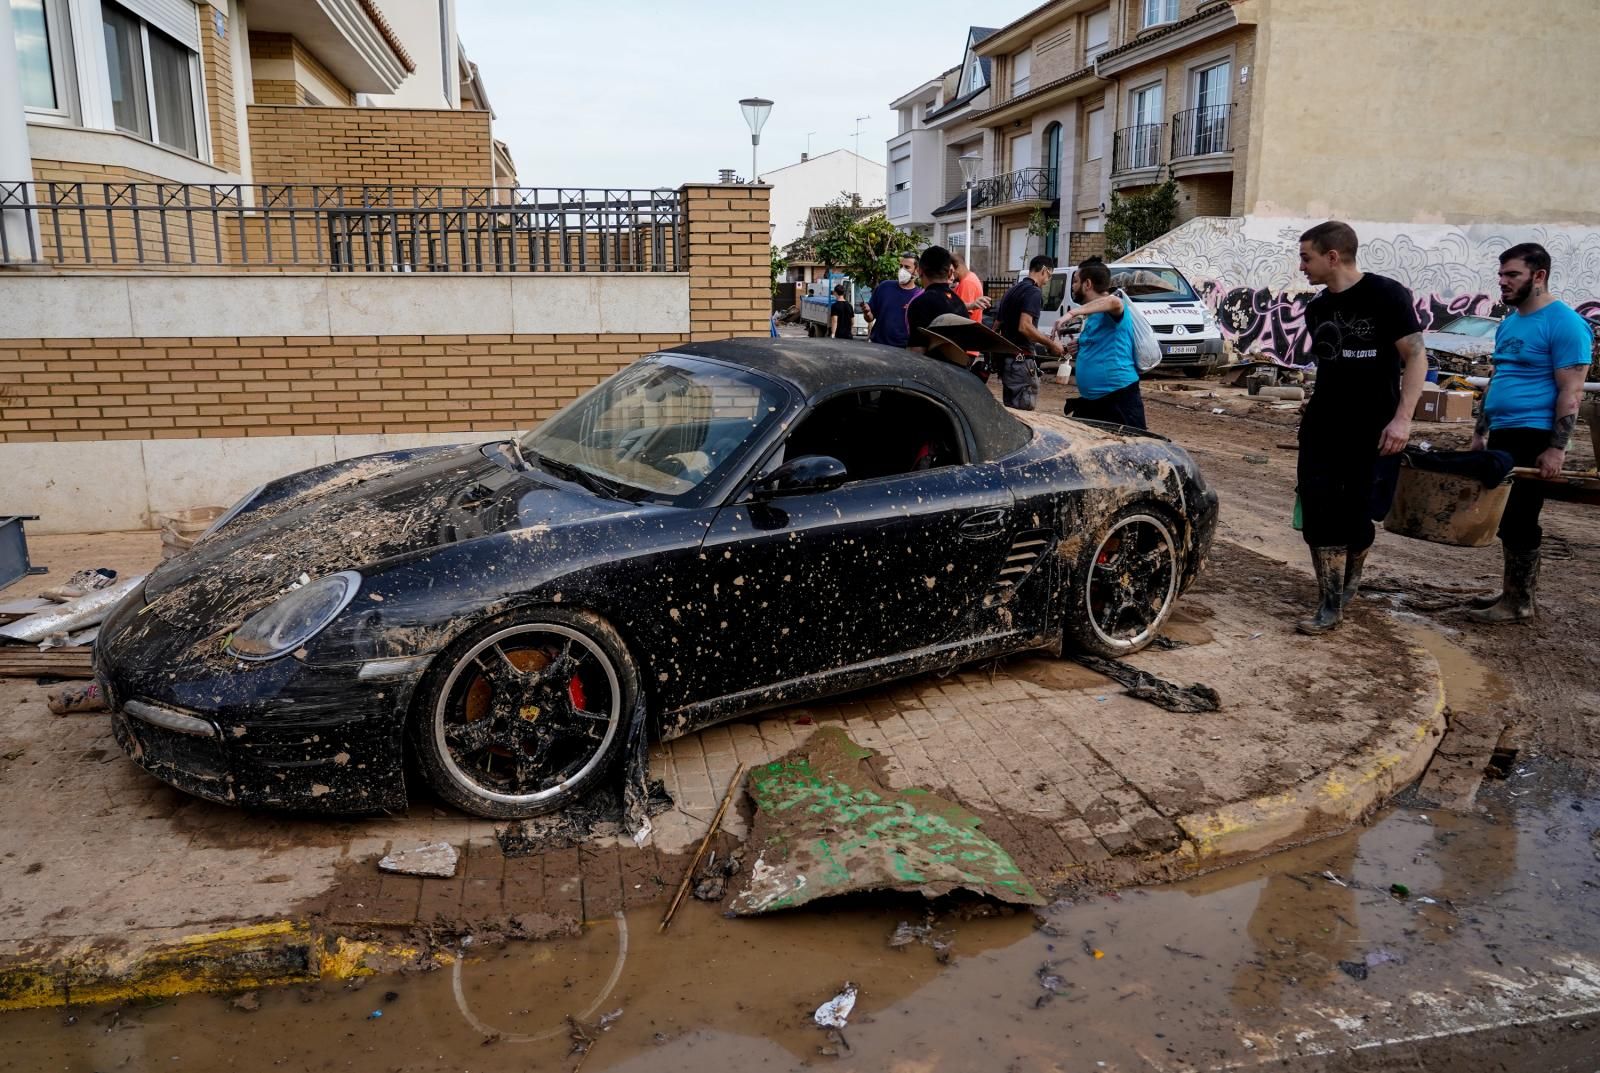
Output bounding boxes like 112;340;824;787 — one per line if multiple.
1165;344;1199;355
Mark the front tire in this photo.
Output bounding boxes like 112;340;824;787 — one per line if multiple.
1183;367;1211;380
1065;507;1181;658
408;608;637;819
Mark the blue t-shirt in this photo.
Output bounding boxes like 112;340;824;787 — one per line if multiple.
1075;302;1141;399
1482;301;1593;431
868;281;920;348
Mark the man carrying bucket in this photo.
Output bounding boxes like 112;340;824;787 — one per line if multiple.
1294;222;1428;636
1465;243;1592;624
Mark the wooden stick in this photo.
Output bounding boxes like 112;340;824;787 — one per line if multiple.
659;762;745;933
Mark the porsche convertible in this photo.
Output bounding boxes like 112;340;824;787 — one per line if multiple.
98;339;1218;818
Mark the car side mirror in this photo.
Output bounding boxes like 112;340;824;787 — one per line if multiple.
752;455;848;499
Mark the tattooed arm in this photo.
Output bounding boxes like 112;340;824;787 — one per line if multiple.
1536;365;1587;478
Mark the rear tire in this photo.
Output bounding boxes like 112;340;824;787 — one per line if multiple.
1065;506;1181;658
1183;367;1211;380
408;607;637;819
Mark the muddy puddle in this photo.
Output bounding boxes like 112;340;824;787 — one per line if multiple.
6;778;1599;1072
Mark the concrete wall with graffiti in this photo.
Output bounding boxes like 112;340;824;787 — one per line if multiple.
1125;217;1600;365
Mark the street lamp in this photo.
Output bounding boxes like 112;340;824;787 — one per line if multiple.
739;97;773;183
959;151;981;274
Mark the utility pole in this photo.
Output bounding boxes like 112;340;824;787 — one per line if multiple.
853;115;870;202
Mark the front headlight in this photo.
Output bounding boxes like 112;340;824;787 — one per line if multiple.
198;483;265;544
226;571;361;661
1201;308;1219;329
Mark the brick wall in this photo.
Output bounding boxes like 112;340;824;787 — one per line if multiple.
0;333;689;441
248;32;355;107
246;105;493;187
198;3;240;173
252;80;301;105
0;184;769;444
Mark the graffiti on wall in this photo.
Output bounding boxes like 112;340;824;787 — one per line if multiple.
1131;218;1600;364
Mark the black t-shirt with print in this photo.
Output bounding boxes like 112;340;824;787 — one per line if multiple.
905;282;968;348
1302;272;1421;435
829;300;854;339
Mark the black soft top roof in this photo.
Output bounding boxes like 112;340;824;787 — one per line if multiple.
665;338;1033;463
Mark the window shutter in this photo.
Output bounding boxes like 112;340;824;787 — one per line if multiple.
111;0;201;52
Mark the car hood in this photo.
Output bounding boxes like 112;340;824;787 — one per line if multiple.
142;442;616;628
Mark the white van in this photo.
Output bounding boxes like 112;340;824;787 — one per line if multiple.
1038;262;1225;378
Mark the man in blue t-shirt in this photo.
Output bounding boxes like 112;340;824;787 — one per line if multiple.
1466;242;1593;624
863;253;922;348
1057;256;1146;429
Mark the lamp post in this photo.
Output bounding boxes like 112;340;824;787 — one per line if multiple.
959;151;981;275
739;97;773;183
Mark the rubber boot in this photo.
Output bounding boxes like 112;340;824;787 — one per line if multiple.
1296;546;1347;635
1341;547;1370;609
1468;547;1540;624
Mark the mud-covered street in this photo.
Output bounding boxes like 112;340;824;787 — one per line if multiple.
3;385;1598;1071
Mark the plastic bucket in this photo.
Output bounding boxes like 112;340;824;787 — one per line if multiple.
1382;466;1510;547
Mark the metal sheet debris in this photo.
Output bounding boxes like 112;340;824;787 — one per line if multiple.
378;841;459;878
729;727;1044;915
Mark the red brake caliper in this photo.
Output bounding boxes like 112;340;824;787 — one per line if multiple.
568;674;586;710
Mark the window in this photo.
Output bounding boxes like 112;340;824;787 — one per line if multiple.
777;390;962;485
13;0;73;113
1085;108;1104;161
1132;82;1164;126
1010;49;1031;97
1142;0;1178;28
1009;131;1032;172
1085;9;1110;62
1042;122;1062;196
100;1;205;157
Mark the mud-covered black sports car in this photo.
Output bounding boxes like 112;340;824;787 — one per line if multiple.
99;339;1217;817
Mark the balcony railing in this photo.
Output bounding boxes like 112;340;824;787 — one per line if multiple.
886;188;912;218
0;183;683;271
1171;104;1234;158
1111;124;1165;175
973;166;1058;208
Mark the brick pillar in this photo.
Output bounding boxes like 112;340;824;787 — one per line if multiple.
680;183;770;341
198;3;241;173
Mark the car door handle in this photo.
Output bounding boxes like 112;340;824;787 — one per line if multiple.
958;508;1008;540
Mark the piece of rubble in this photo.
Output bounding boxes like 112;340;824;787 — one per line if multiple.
46;680;107;716
813;984;857;1028
378;841;459;878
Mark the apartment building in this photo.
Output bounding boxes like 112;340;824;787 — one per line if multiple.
2;0;513;266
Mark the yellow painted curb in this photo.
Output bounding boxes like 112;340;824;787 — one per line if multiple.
0;921;453;1012
1177;644;1448;862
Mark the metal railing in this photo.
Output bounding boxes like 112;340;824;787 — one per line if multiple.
973;166;1058;208
0;183;683;271
1171;104;1234;159
1112;124;1165;175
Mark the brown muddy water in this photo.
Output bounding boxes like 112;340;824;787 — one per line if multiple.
6;632;1600;1073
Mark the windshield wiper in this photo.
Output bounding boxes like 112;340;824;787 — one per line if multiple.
527;450;632;500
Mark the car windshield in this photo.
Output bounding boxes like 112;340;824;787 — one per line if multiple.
1107;266;1198;303
1435;316;1499;338
520;355;789;504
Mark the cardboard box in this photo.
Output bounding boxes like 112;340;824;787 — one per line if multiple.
1413;384;1475;423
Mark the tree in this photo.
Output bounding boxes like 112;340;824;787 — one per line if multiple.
769;245;789;298
1104;174;1179;259
807;193;921;288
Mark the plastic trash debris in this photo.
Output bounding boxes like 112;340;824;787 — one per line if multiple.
38;568;117;603
1321;871;1348;887
46;680;107;716
367;1009;384;1020
1389;883;1410;899
378;841;459;878
1365;948;1404;968
814;984;857;1028
1337;960;1369;981
1416;896;1439;905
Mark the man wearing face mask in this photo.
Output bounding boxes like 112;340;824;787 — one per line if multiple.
864;254;923;348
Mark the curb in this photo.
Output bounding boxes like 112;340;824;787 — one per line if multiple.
1176;643;1448;861
0;921;448;1012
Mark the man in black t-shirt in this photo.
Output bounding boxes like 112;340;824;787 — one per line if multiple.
994;255;1066;408
1295;221;1427;635
906;246;970;355
827;285;854;340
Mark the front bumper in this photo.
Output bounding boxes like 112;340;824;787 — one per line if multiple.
97;586;427;813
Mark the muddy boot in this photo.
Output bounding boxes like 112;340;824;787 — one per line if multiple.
1296;546;1347;635
1341;547;1370;609
1468;547;1540;624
